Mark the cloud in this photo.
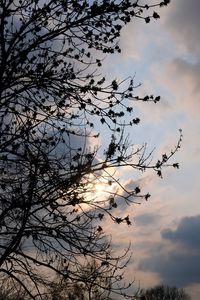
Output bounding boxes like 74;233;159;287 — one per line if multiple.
165;0;200;57
141;0;200;117
161;215;200;251
138;215;200;287
120;20;148;61
149;58;200;180
164;58;200;113
139;252;200;287
135;213;161;227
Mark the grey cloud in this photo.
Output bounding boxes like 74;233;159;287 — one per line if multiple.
139;252;200;287
172;58;200;92
163;0;200;112
165;0;200;56
161;215;200;250
164;58;200;113
135;213;160;227
138;215;200;287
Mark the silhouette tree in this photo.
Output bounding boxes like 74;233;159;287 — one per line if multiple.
0;275;28;300
49;259;114;300
0;0;180;298
139;285;191;300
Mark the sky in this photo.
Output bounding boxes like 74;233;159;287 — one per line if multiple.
1;1;199;298
98;1;200;299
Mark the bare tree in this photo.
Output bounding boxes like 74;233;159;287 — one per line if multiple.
49;259;115;300
139;285;191;300
0;275;28;299
0;0;180;299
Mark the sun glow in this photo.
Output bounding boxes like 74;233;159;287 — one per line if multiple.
82;176;118;207
94;182;115;200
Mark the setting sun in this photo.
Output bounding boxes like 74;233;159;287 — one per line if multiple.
80;174;119;209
